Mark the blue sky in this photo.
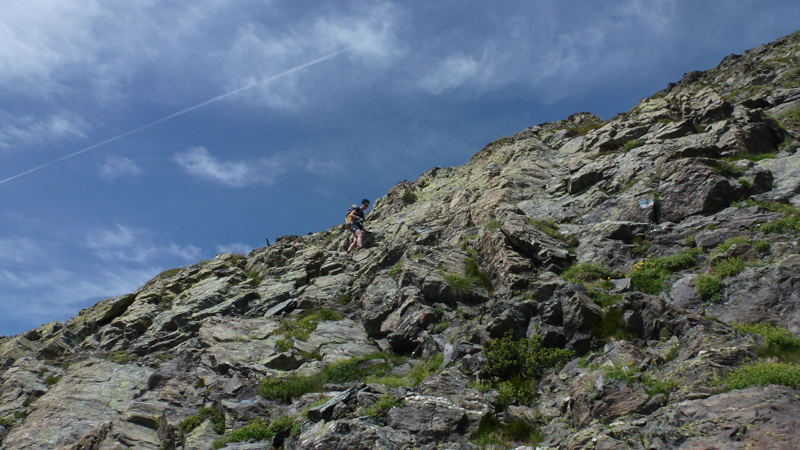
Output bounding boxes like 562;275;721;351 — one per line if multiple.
1;0;799;336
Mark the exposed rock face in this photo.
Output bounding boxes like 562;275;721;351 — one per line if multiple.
3;30;800;450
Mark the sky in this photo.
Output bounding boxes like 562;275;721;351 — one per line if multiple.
1;0;799;337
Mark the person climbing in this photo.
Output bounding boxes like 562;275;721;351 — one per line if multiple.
347;199;370;254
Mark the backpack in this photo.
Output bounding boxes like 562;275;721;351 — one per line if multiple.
345;204;357;226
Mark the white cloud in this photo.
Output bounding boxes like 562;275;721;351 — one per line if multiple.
0;113;88;150
98;155;143;180
84;224;201;263
305;158;344;175
0;265;158;333
0;237;48;263
215;242;252;256
217;3;404;110
418;54;484;94
173;146;287;188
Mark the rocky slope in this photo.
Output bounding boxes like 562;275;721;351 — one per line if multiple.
3;30;800;450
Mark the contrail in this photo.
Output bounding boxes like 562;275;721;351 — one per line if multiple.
0;47;353;185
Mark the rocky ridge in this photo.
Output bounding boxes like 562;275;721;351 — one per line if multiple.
2;30;800;450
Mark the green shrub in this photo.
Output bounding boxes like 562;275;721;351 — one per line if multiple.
0;416;13;427
277;308;344;341
484;332;573;381
711;257;745;278
259;374;320;403
179;407;225;435
109;350;132;364
715;362;800;391
696;274;724;302
244;271;262;286
707;160;746;177
212;417;275;449
738;177;754;189
593;308;634;340
561;264;622;284
261;353;399;402
336;292;352;305
486;220;502;230
760;214;800;234
494;378;536;410
464;257;493;293
621;139;645;151
159;268;181;278
628;262;663;294
275;337;293;352
641;372;680;396
387;260;404;279
587;290;623;307
629;249;701;294
753;239;771;253
731;322;800;361
526;218;566;241
442;272;475;298
725;152;777;162
712;236;750;256
603;362;641;384
363;395;404;419
470;414;542;447
409;353;444;385
44;375;60;386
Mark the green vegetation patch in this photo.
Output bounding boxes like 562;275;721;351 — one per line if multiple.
484;332;573;382
470;414;542;448
179;406;225;435
363;395;404;420
706;160;746;177
479;332;572;409
561;264;622;284
387;259;404;279
109;350;132;364
526;217;566;241
486;220;503;230
715;362;800;391
158;268;181;278
621;139;645;151
629;248;701;294
712;236;750;256
212;415;298;449
440;258;493;297
696;274;725;302
731;322;800;362
277;307;343;341
261;353;415;402
593;307;634;341
711;257;745;278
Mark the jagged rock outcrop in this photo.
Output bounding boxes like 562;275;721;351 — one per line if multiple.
3;30;800;450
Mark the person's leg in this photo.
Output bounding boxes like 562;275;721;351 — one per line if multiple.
347;232;357;252
354;229;363;250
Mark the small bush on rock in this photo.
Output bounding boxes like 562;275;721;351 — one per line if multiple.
711;257;745;278
179;406;225;435
696;274;724;302
715;362;800;391
259;374;320;403
630;248;701;294
561;264;622;284
213;416;297;449
363;395;404;419
731;322;800;362
484;332;574;381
